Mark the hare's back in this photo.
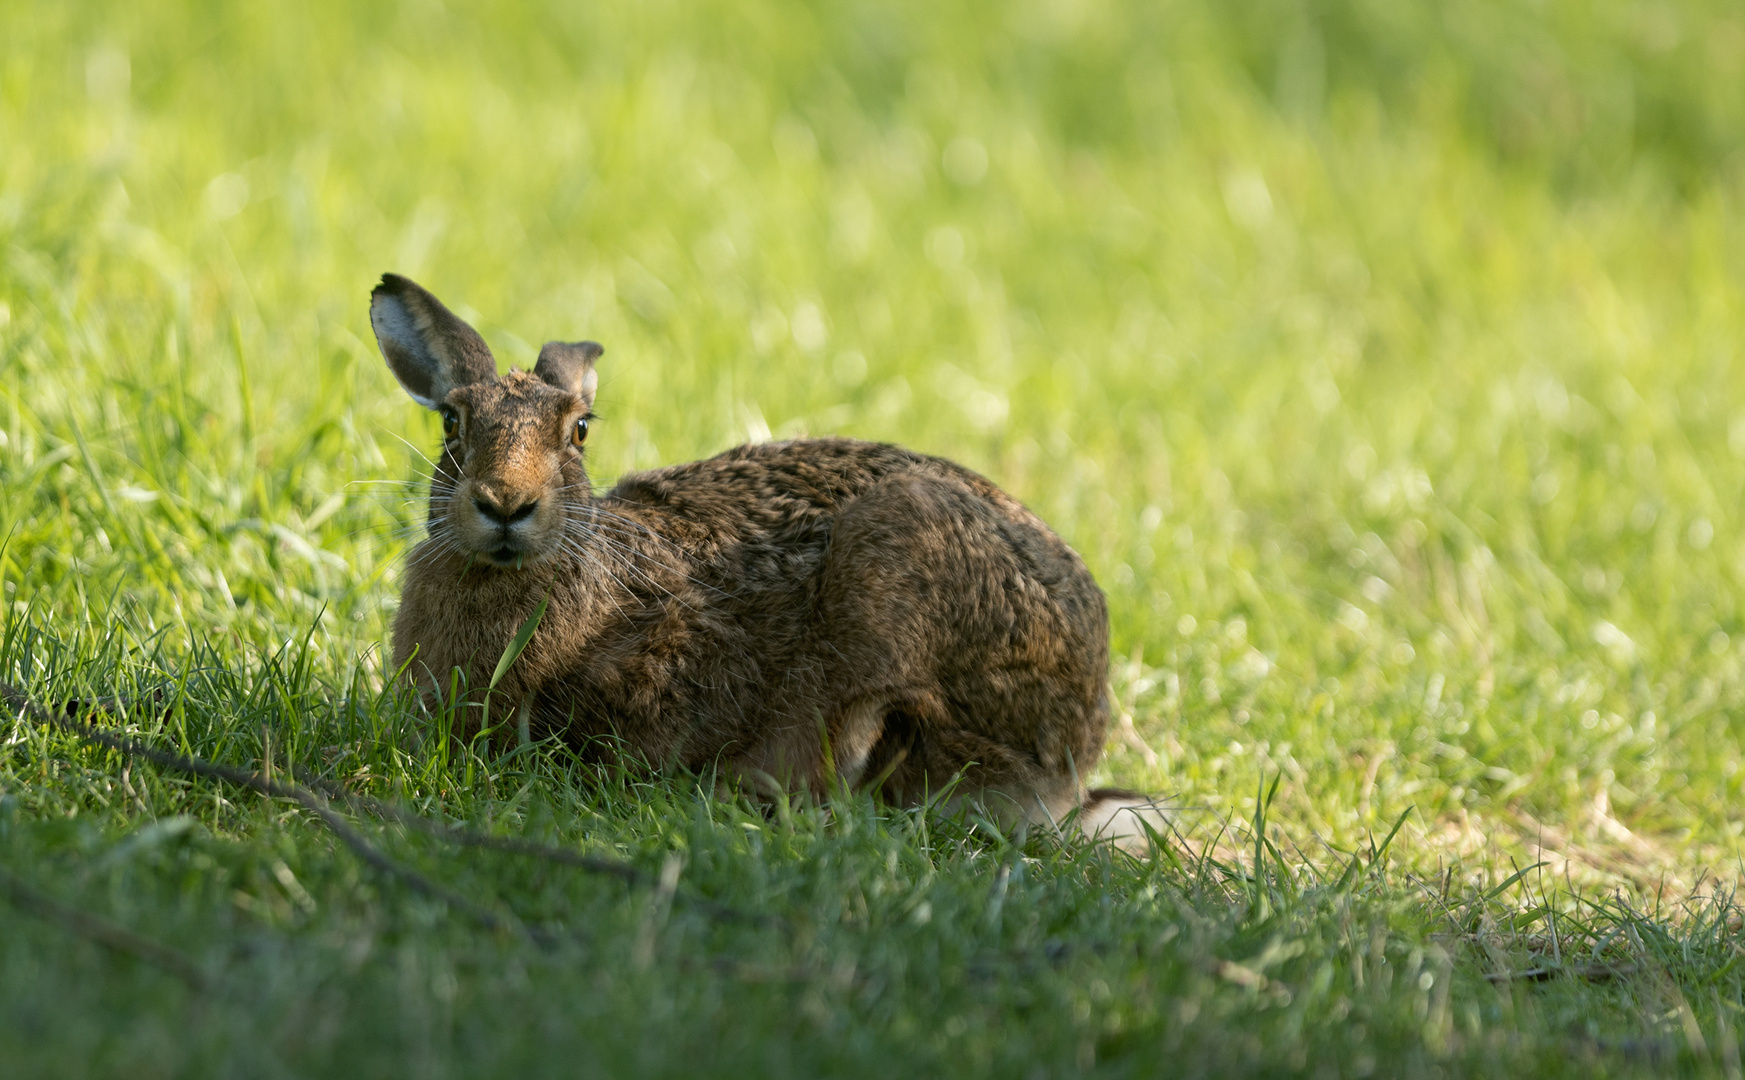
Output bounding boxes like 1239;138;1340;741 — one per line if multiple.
607;439;1081;558
603;438;956;533
601;435;1092;604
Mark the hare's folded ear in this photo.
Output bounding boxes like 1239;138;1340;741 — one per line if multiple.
535;341;602;409
369;274;498;408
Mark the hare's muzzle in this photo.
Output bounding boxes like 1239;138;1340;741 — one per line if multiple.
462;487;547;564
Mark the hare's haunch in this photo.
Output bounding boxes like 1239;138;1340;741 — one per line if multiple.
371;273;1152;838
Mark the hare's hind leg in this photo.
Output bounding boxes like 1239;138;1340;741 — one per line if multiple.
820;470;1111;820
823;697;891;788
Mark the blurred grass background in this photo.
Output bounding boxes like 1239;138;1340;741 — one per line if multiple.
5;0;1745;1073
7;0;1745;869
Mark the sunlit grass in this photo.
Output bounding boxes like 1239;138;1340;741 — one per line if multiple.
5;0;1745;1074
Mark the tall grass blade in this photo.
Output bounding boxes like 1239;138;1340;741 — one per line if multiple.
490;596;548;692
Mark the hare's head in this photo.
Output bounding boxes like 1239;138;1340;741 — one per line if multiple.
369;273;601;569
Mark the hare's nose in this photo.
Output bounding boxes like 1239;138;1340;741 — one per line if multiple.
473;494;539;526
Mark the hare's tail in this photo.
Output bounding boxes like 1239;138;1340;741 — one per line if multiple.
1079;787;1172;852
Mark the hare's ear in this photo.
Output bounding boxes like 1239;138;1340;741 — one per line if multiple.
535;341;602;410
369;274;497;408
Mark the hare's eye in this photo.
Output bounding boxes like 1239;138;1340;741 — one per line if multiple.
439;407;459;440
571;417;589;448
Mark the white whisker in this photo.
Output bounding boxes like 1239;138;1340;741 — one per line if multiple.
385;431;443;473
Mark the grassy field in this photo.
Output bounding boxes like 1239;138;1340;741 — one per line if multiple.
5;0;1745;1074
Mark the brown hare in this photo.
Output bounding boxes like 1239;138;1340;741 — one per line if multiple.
370;272;1155;841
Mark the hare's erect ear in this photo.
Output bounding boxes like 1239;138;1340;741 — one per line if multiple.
369;274;498;408
535;341;602;410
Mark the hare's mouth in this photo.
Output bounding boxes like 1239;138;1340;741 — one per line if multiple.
480;540;554;569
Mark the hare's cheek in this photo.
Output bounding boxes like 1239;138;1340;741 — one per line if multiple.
517;503;560;550
449;507;492;550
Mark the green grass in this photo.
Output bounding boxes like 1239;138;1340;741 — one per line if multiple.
5;0;1745;1074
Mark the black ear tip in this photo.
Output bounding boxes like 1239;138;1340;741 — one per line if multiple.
538;340;604;364
372;272;415;300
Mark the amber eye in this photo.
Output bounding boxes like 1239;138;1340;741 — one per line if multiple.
439;406;459;440
571;417;589;448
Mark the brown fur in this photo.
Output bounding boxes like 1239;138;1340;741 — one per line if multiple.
371;273;1122;832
